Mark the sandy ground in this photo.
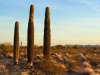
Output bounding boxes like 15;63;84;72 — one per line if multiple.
0;56;75;75
0;52;100;75
0;58;30;75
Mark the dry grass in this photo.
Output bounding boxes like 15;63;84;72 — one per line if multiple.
36;59;66;75
0;46;100;75
0;65;8;75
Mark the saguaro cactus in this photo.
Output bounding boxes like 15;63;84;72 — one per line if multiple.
43;7;51;59
21;41;22;47
27;4;34;66
13;21;19;65
29;4;34;19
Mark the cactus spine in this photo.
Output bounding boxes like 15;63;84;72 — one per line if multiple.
43;7;51;59
27;4;34;66
13;21;19;65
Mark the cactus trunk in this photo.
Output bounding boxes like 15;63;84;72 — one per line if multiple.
43;7;51;59
13;21;19;65
27;4;34;66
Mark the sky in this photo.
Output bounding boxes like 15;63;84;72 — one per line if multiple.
0;0;100;46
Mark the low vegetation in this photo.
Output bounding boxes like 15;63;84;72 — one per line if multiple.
0;42;13;53
0;43;100;75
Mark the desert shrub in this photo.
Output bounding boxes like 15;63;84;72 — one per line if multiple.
0;42;13;53
32;45;42;56
36;59;66;75
55;44;65;49
52;49;68;54
83;61;100;75
86;53;100;67
63;54;78;69
19;45;42;58
73;45;79;49
38;46;43;49
34;44;39;49
33;49;43;56
0;65;8;74
66;49;73;54
66;46;72;49
19;46;27;53
19;46;27;58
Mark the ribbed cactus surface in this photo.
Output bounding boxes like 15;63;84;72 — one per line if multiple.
43;7;51;59
27;4;34;66
13;21;19;65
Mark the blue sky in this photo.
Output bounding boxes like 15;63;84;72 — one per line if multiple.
0;0;100;46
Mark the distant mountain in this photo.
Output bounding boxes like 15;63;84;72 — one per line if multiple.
64;44;100;48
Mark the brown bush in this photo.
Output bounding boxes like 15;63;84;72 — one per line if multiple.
36;59;66;75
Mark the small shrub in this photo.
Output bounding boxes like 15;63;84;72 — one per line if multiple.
0;65;8;74
55;44;65;49
36;59;66;75
67;46;72;49
73;45;79;49
0;42;13;53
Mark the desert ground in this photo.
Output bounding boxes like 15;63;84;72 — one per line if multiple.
0;46;100;75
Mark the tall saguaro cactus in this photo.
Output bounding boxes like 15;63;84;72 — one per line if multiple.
43;7;51;59
13;21;19;65
27;4;34;66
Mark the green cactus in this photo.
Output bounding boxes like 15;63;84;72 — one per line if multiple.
13;21;19;65
27;4;34;66
43;7;51;59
